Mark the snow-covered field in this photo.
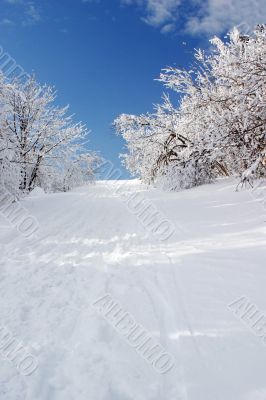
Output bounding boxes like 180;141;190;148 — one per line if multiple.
0;178;266;400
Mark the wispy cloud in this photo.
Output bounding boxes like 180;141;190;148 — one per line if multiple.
25;2;41;24
122;0;180;33
82;0;101;3
187;0;266;35
59;27;68;34
0;18;14;25
122;0;266;35
3;0;41;26
5;0;24;3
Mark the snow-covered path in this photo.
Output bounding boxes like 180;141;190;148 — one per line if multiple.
0;179;266;400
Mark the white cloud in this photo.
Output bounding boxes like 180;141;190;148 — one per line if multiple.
4;0;41;26
160;22;175;33
186;0;266;35
122;0;180;28
122;0;266;35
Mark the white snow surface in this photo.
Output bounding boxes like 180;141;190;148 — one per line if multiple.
0;178;266;400
28;187;46;197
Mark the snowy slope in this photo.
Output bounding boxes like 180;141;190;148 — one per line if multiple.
0;178;266;400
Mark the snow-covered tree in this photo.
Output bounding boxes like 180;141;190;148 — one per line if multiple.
0;74;21;195
0;74;99;195
115;25;266;190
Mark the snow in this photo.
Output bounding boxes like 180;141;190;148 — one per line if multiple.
0;178;266;400
28;187;46;197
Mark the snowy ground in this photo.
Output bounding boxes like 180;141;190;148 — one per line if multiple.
0;178;266;400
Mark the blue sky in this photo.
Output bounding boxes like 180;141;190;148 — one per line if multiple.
0;0;264;177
